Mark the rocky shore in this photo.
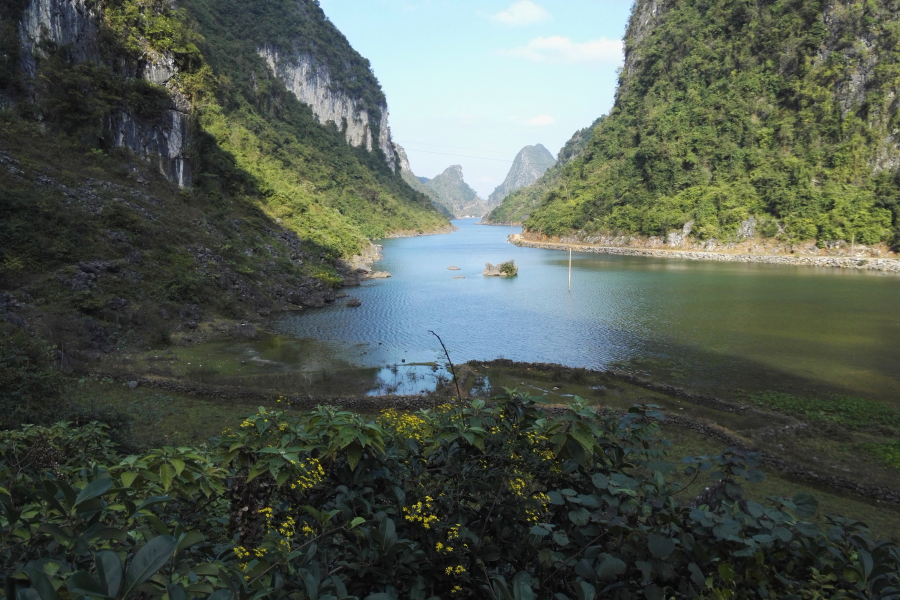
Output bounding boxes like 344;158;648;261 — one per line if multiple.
509;235;900;274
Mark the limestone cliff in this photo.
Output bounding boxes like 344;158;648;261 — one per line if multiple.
487;144;556;207
260;46;396;171
11;0;192;186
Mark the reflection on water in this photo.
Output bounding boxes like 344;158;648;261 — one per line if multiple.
271;219;900;402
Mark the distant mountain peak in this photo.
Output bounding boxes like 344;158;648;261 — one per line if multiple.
488;144;556;206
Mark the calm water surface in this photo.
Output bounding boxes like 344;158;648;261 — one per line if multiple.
274;219;900;401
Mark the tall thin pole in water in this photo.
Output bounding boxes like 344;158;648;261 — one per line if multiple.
568;248;572;292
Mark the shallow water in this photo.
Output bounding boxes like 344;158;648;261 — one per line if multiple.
272;219;900;402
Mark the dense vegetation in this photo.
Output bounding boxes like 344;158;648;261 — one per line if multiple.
2;392;899;599
180;0;446;252
484;121;596;225
421;165;489;218
518;0;900;247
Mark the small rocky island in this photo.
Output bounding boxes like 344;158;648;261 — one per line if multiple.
483;260;518;277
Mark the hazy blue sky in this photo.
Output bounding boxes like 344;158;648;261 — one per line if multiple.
318;0;634;197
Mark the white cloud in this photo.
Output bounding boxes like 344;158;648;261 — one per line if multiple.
501;36;623;65
491;1;550;26
526;115;555;126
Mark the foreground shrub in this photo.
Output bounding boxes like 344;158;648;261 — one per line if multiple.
1;392;898;599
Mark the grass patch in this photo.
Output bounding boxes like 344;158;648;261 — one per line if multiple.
862;441;900;473
749;391;900;429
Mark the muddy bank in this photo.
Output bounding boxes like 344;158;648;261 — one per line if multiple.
509;234;900;273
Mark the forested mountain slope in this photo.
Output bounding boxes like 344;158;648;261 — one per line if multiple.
423;165;490;218
522;0;900;248
0;0;447;357
484;123;596;224
487;144;556;207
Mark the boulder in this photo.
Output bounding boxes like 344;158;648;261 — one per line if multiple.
447;266;460;270
347;297;362;307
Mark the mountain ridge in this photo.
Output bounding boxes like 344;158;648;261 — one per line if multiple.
487;144;556;207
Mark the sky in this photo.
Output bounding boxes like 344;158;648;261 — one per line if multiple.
318;0;634;198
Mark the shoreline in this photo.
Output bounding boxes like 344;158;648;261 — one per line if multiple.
90;359;900;507
509;234;900;273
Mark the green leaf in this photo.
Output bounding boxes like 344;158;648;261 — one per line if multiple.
95;551;123;598
792;493;819;518
571;581;595;600
67;572;108;599
167;584;189;600
276;469;290;486
247;460;270;483
120;472;139;488
346;443;363;471
159;463;176;492
480;545;502;562
567;507;590;526
36;523;71;544
131;496;172;517
364;595;395;600
191;564;220;577
169;458;186;476
74;478;112;507
511;571;534;600
176;531;204;554
21;567;61;600
718;563;735;583
18;589;42;600
552;531;570;547
207;590;233;600
688;563;705;589
596;555;626;581
648;534;676;559
90;528;129;543
122;534;177;597
590;473;609;490
349;517;365;529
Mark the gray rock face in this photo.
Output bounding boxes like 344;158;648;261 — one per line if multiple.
488;144;556;207
106;105;192;187
259;47;396;172
393;143;433;198
422;165;490;218
18;0;100;76
16;0;192;187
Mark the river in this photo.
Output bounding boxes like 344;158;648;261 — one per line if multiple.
272;219;900;402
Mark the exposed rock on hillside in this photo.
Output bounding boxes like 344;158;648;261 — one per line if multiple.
259;47;396;171
12;0;192;186
487;144;555;206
